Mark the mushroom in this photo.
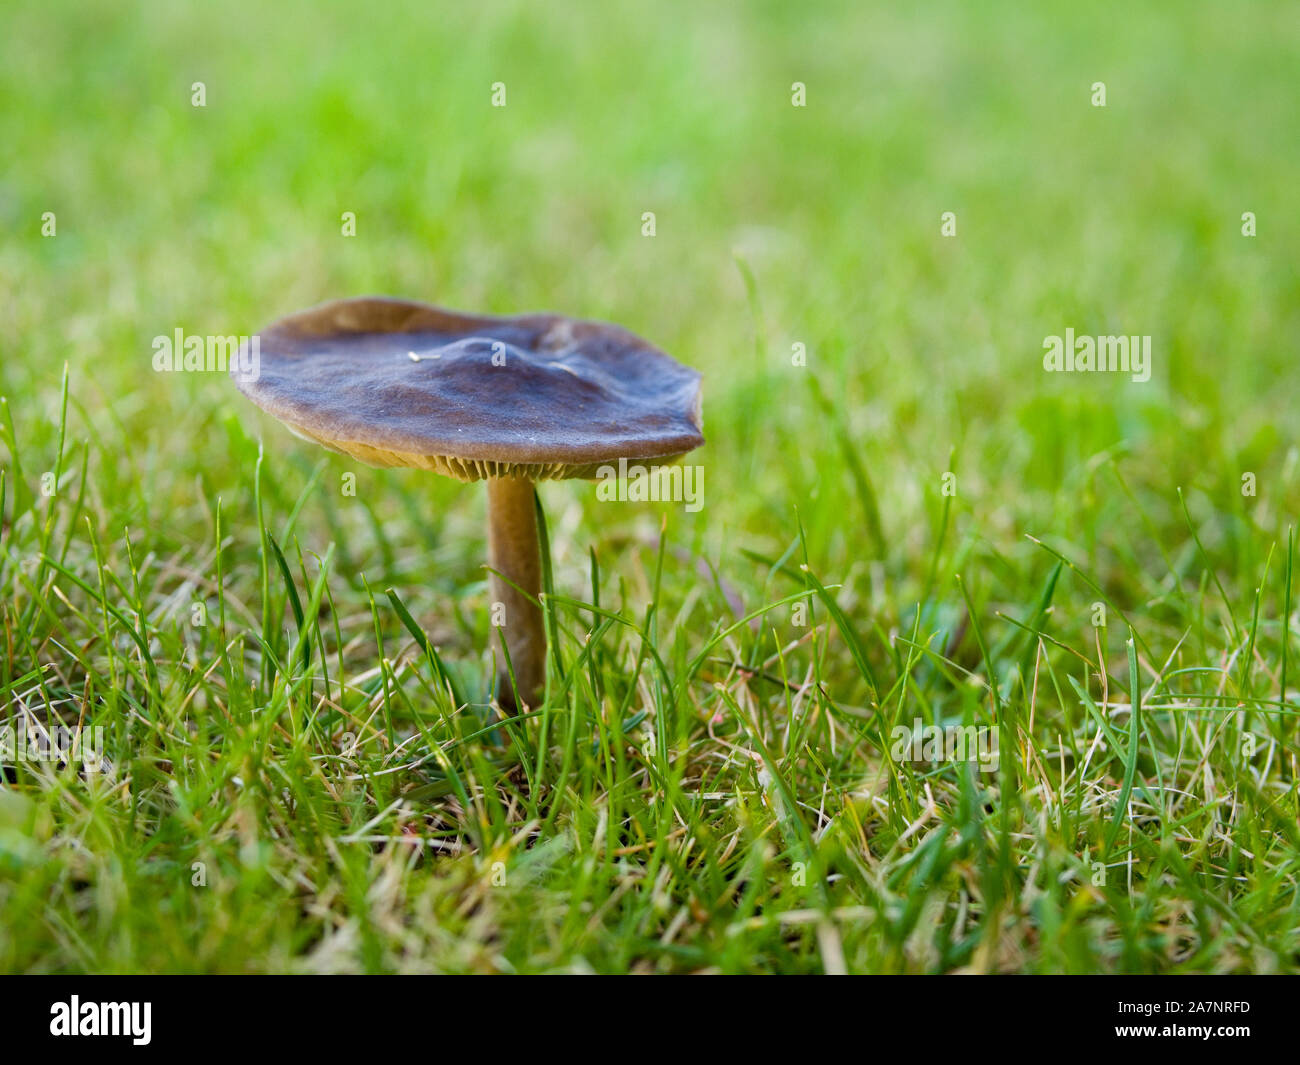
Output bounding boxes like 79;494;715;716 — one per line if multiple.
232;297;704;710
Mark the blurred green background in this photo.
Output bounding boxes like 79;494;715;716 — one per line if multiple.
5;0;1297;551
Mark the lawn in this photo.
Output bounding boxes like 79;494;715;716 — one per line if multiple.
1;0;1298;973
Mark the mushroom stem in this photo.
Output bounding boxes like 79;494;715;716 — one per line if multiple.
486;475;545;710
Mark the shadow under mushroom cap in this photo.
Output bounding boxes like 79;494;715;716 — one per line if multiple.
234;297;705;481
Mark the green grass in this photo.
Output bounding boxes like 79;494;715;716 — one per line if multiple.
2;0;1299;973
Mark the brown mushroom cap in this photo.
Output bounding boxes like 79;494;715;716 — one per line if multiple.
234;297;704;481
